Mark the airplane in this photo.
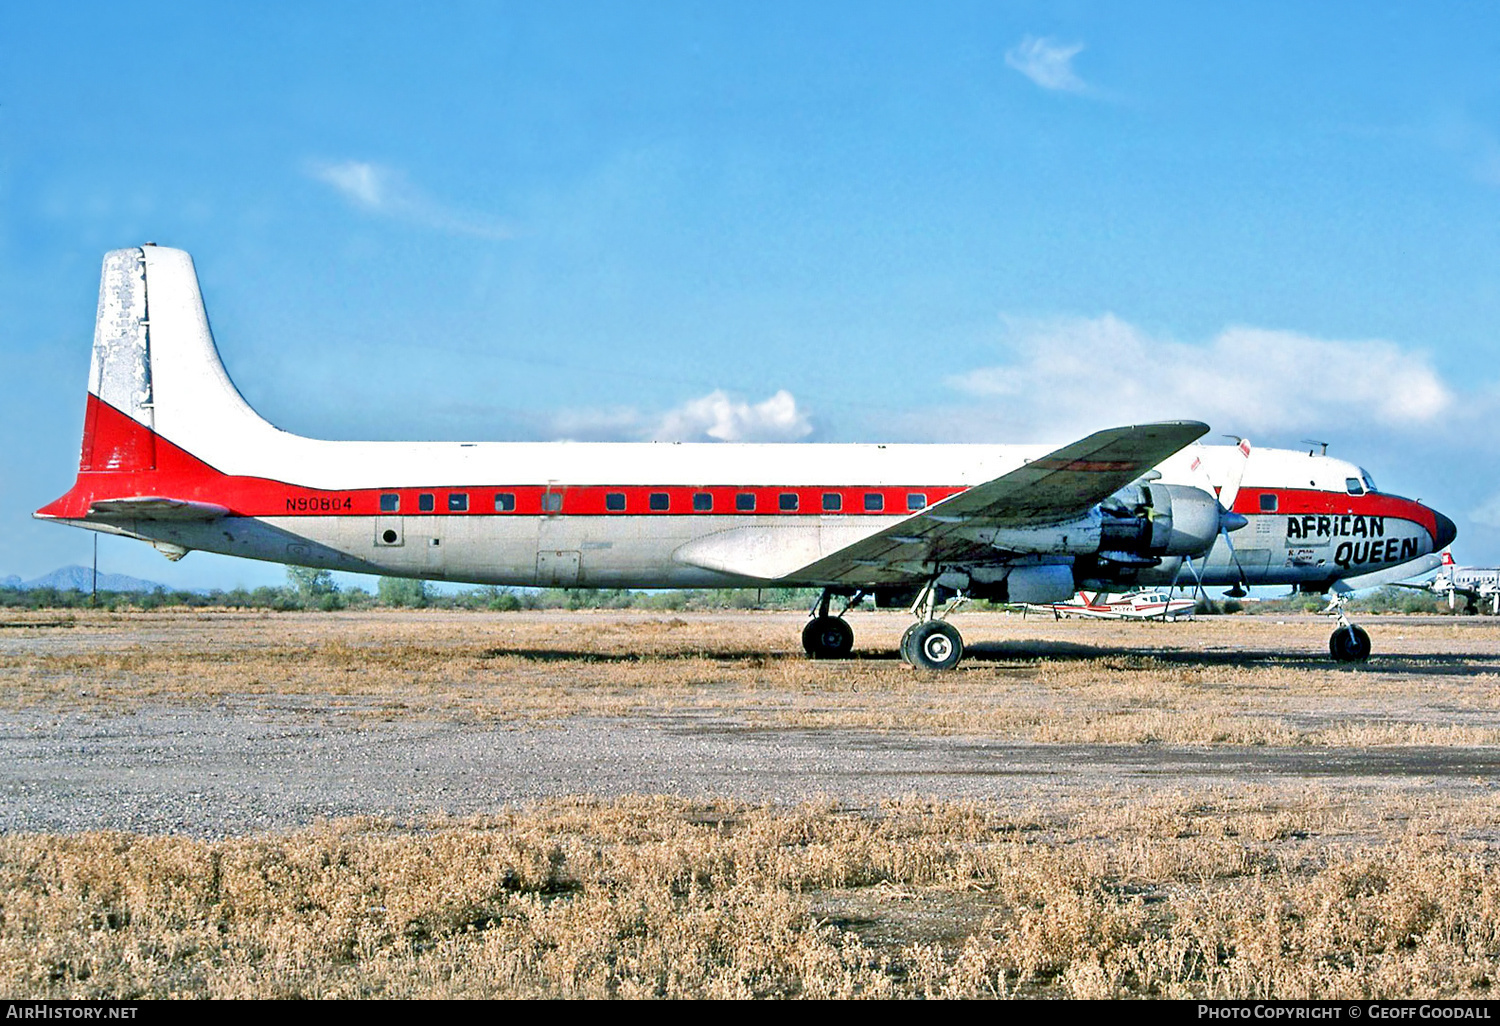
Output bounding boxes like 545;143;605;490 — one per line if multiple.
36;246;1457;668
1028;589;1197;621
1390;551;1500;614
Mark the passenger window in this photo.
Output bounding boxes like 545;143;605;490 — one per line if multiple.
541;493;562;513
1345;478;1364;496
649;493;670;511
494;492;515;512
864;493;884;512
907;493;927;511
448;493;468;512
736;493;756;512
1259;493;1278;513
606;493;626;512
693;492;712;512
379;493;399;513
822;493;842;512
780;493;799;511
418;493;435;512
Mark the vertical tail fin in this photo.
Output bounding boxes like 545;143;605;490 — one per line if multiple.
78;244;276;473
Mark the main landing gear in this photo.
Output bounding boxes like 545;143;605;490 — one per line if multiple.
802;589;859;659
899;579;966;671
800;581;972;669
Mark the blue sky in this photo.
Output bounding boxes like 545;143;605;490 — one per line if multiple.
3;2;1499;590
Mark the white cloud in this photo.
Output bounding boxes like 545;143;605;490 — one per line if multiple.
655;389;813;442
1004;35;1087;93
307;160;511;240
549;389;814;443
942;313;1453;440
312;160;386;208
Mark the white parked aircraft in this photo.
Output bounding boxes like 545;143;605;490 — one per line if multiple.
37;246;1457;666
1392;552;1500;614
1029;590;1197;621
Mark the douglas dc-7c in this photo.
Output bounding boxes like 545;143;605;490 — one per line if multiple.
37;246;1457;666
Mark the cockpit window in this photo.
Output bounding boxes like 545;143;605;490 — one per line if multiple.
1345;478;1364;496
1359;468;1378;493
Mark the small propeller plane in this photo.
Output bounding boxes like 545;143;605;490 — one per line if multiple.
1390;552;1500;614
1029;589;1197;621
36;247;1457;666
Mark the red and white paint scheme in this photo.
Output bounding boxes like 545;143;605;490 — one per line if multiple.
1031;590;1197;621
37;246;1457;666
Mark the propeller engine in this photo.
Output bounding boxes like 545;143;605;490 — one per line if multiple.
1097;481;1242;565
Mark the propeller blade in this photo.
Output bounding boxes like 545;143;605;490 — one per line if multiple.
1218;436;1251;514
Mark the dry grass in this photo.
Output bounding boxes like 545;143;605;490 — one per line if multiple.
3;609;1500;747
6;792;1500;999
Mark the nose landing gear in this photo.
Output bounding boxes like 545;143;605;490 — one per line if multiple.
1324;592;1372;663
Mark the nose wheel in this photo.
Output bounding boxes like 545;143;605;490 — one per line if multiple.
1324;591;1372;663
1329;623;1371;663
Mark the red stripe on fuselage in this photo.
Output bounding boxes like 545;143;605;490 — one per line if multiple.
38;398;1444;546
1231;487;1438;541
36;395;968;520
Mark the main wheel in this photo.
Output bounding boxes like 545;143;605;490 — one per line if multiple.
898;623;920;664
1329;624;1371;663
802;616;854;659
907;620;964;671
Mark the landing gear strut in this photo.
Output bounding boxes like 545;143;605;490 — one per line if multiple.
1324;592;1371;663
900;578;966;670
802;589;860;659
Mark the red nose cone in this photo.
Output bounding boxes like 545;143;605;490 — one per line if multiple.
1433;511;1457;552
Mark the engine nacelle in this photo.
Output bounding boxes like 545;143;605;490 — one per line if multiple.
963;564;1077;605
1098;483;1222;561
1146;484;1223;557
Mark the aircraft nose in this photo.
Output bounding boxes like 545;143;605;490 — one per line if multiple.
1432;510;1458;552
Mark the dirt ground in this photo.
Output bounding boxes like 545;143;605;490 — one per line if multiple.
3;608;1499;998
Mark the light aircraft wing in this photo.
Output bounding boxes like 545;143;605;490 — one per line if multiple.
677;421;1208;583
86;496;229;521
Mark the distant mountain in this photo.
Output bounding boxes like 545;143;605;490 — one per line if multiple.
12;565;173;593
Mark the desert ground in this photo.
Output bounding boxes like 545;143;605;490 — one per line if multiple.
3;608;1500;998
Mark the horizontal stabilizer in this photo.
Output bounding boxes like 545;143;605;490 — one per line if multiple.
87;496;229;521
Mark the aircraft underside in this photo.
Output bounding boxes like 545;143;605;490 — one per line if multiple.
58;511;1369;592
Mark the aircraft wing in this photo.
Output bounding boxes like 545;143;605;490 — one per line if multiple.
743;421;1208;584
86;496;229;521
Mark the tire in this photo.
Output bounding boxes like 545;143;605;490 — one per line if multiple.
802;616;854;659
1329;624;1371;663
898;623;920;664
907;620;964;671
